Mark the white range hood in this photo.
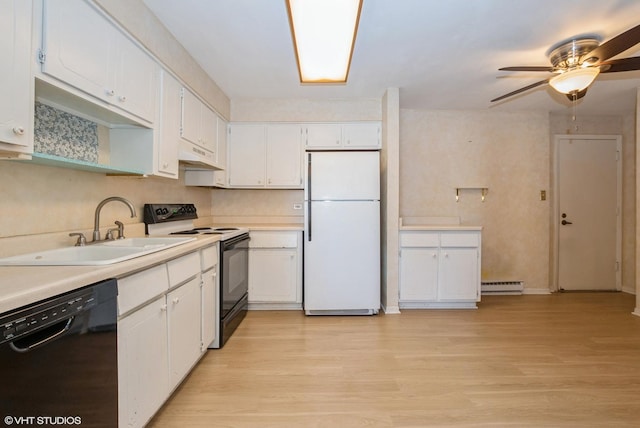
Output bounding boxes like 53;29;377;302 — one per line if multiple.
178;140;218;169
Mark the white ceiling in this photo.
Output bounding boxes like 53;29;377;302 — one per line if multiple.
143;0;640;115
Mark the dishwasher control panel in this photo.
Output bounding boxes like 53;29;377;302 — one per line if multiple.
0;288;96;344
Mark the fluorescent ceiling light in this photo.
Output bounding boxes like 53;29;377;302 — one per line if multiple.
286;0;362;83
549;67;600;94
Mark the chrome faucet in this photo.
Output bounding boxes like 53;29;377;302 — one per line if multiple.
93;197;137;242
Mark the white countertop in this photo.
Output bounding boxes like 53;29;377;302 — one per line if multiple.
0;235;220;314
400;225;483;231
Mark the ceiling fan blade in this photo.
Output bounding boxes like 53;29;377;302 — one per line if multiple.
491;79;549;102
600;56;640;72
584;24;640;64
499;66;554;72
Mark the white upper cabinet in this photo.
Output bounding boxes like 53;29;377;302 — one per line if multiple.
181;88;217;157
41;0;158;124
305;122;381;149
156;70;181;178
0;0;33;157
228;123;303;188
266;125;303;187
228;124;265;187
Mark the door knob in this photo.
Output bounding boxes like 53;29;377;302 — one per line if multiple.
561;220;573;225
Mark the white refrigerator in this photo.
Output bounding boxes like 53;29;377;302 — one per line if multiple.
304;151;381;315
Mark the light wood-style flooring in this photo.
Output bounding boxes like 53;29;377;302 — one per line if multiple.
149;293;640;427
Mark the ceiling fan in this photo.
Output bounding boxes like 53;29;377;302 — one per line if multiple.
491;24;640;103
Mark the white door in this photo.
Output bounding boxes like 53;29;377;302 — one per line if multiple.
555;135;621;291
306;151;380;201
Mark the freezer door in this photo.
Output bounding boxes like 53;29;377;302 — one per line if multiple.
304;200;380;311
305;151;380;201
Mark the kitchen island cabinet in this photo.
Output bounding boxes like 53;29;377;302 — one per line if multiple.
248;230;303;310
399;228;482;309
0;0;33;158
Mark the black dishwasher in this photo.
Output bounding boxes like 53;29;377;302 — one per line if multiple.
0;279;118;427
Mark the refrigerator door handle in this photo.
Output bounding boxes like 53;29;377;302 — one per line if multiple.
307;152;312;241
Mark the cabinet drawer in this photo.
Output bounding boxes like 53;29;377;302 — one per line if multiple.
167;252;200;287
249;231;299;248
200;245;219;271
118;264;169;315
400;232;439;247
440;232;479;247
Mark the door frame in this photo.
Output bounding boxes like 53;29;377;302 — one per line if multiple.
551;134;622;292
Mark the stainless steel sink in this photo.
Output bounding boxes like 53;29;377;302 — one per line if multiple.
0;237;196;266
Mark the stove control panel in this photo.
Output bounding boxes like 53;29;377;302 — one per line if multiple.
143;203;198;224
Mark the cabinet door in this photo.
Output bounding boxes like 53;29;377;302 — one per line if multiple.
266;125;302;187
249;249;299;303
216;115;228;169
168;277;202;389
438;248;479;301
42;0;117;103
228;124;266;187
305;123;342;148
114;34;158;122
201;267;217;350
342;123;381;148
399;247;439;301
181;88;201;145
118;297;169;428
0;0;32;152
157;71;181;177
199;104;217;156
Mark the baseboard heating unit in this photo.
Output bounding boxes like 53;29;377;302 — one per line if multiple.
481;281;524;295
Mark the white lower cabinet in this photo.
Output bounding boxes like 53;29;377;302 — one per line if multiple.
167;276;201;389
200;244;219;349
399;229;481;309
248;230;302;310
118;247;215;428
118;296;169;428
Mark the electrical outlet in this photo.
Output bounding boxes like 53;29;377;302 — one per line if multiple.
293;203;303;210
540;190;546;201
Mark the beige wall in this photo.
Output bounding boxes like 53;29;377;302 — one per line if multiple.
0;162;211;255
400;109;551;292
381;89;400;313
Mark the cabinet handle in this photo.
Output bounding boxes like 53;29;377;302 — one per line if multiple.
160;304;167;312
162;162;169;169
172;298;180;305
12;126;25;136
118;95;127;102
432;253;437;258
105;89;115;96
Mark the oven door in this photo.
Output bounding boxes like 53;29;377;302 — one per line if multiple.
220;234;249;319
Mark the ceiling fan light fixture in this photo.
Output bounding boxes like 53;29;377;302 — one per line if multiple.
286;0;362;83
548;67;600;94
